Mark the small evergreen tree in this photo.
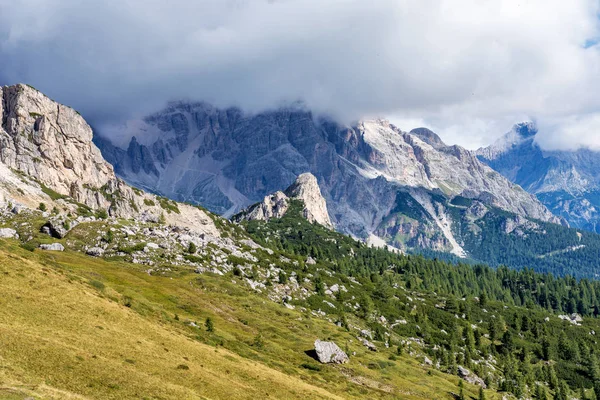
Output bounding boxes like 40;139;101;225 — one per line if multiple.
479;292;487;308
278;270;286;284
205;317;214;332
458;380;465;400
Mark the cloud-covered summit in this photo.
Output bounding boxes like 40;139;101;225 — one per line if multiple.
1;0;599;149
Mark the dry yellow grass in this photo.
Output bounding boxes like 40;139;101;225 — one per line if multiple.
0;240;498;399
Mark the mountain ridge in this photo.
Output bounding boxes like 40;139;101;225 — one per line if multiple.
477;122;600;233
2;83;600;399
95;101;560;256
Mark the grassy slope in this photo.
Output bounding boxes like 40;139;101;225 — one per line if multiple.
0;240;496;400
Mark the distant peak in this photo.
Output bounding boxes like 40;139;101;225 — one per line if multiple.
410;127;446;149
513;122;538;138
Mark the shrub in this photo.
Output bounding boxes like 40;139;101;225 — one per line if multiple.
300;363;322;371
253;333;264;349
118;243;146;254
38;203;47;212
105;230;114;243
89;280;105;291
96;209;108;220
184;254;203;263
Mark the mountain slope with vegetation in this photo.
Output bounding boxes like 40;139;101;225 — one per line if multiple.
0;235;490;400
3;83;600;399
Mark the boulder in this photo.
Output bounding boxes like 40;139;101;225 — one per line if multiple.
39;243;65;251
0;228;18;239
86;247;105;257
41;217;77;239
458;366;486;388
314;340;349;364
359;337;377;352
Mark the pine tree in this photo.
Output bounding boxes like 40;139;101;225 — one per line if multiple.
535;384;548;400
548;366;559;390
458;380;465;400
464;325;475;353
554;380;569;400
541;336;552;361
478;386;485;400
479;291;487;308
594;379;600;400
205;317;214;332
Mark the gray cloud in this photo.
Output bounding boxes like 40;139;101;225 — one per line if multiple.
1;0;599;149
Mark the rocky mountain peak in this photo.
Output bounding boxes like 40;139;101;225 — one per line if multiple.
95;101;562;254
476;122;538;162
0;84;115;205
0;84;219;236
513;121;537;138
409;127;447;149
234;173;333;229
284;173;333;228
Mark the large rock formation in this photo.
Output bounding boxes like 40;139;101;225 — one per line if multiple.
0;84;114;208
477;122;600;233
235;173;333;228
95;103;560;256
0;85;218;236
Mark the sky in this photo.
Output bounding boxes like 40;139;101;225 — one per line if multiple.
1;0;599;150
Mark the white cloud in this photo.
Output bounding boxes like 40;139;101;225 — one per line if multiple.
0;0;599;149
537;113;600;151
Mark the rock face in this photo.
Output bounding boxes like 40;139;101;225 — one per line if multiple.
284;173;333;228
0;84;114;208
96;103;559;256
313;340;349;364
234;173;333;228
477;122;600;233
0;85;219;237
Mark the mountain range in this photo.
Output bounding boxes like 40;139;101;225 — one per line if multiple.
94;102;560;259
477;122;600;233
4;83;600;399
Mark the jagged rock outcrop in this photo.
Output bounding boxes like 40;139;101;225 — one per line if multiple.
313;340;349;364
0;84;114;208
284;173;333;228
477;122;600;233
0;84;219;237
95;102;560;256
41;216;78;238
458;366;486;388
234;173;333;228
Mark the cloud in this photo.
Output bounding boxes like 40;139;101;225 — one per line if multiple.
537;114;600;151
1;0;599;149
